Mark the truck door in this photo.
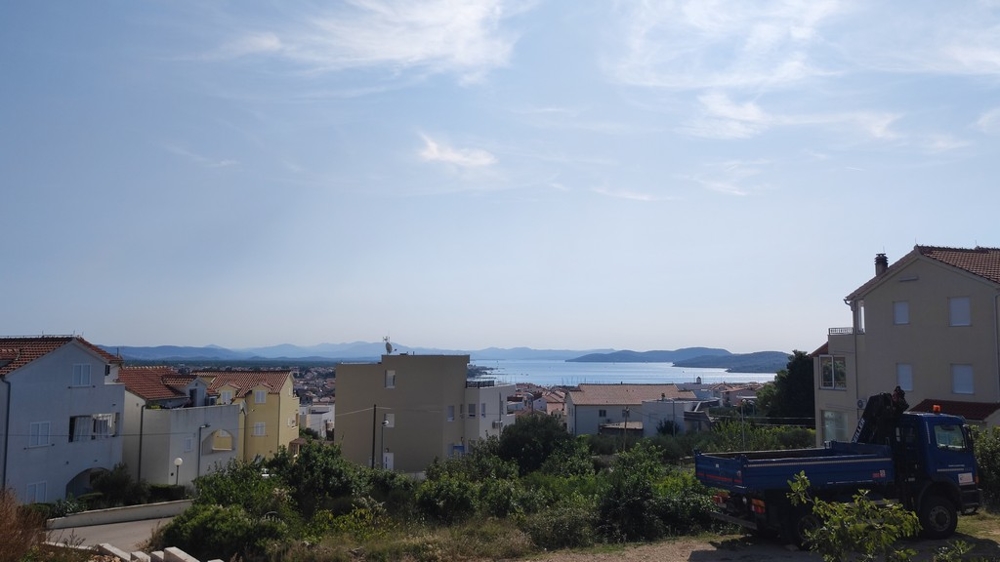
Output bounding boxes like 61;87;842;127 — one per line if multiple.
923;420;976;489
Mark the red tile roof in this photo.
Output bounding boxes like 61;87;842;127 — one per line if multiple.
909;399;1000;422
848;245;1000;300
196;370;292;397
0;335;119;377
568;384;695;406
117;366;193;401
919;246;1000;284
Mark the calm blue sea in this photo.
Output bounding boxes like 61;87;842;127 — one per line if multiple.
470;359;773;387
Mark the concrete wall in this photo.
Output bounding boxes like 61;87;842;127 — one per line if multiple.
46;500;193;529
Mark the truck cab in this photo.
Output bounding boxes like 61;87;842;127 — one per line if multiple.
893;411;980;536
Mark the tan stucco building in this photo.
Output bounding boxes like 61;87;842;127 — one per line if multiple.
815;246;1000;444
195;370;300;461
335;354;514;474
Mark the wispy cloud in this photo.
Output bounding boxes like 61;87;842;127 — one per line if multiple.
608;0;843;92
591;185;663;201
209;0;529;82
682;159;770;196
975;108;1000;134
419;134;497;167
164;144;239;168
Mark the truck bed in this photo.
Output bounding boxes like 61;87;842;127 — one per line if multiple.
695;441;895;493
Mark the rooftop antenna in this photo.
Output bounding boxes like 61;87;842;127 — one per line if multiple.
383;336;394;355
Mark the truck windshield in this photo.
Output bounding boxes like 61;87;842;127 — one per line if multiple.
933;424;968;451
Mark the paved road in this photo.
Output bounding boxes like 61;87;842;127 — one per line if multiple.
48;517;174;551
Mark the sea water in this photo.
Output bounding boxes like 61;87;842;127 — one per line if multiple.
470;359;773;387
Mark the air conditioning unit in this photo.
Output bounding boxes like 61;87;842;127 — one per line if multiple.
491;420;503;429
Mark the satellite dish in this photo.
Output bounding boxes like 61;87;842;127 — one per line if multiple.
383;336;394;355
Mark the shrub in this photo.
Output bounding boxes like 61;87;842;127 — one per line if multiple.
521;494;596;550
650;470;716;534
91;463;149;507
364;467;416;514
268;442;363;518
194;459;290;518
158;503;289;561
498;414;573;475
972;426;1000;510
478;478;527;518
596;441;667;542
0;488;46;562
414;475;478;524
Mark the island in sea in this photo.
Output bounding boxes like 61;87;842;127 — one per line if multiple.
566;348;788;374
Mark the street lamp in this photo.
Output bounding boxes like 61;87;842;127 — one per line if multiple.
173;457;183;486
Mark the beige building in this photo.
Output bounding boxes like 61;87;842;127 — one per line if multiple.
816;246;1000;444
335;354;514;474
565;384;696;436
195;370;300;461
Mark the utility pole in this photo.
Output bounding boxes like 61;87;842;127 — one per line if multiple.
371;403;377;469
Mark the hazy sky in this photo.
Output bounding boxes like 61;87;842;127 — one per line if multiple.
3;1;1000;353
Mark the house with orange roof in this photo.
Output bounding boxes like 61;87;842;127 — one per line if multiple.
195;370;300;461
0;335;124;503
817;246;1000;444
118;366;241;487
565;383;696;436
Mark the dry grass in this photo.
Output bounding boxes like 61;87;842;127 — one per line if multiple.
0;487;46;562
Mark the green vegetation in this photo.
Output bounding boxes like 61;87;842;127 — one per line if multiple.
972;425;1000;511
146;414;825;561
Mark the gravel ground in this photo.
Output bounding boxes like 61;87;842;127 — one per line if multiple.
526;533;1000;562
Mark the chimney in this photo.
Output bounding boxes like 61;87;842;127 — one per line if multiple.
875;253;888;275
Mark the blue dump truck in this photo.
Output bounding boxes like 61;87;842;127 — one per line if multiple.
695;393;982;546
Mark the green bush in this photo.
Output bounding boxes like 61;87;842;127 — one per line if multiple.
478;478;529;518
91;463;149;507
159;503;290;561
414;475;478;524
521;494;596;550
267;442;362;518
194;459;290;518
364;467;416;514
596;441;668;541
650;470;716;534
972;426;1000;510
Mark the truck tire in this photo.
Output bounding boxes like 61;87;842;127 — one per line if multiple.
919;495;957;539
782;506;820;548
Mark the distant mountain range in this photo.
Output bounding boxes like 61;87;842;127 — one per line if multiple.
98;342;614;362
97;342;790;373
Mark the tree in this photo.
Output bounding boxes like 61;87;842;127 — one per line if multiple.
759;350;815;427
498;414;572;476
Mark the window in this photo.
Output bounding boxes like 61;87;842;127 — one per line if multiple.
26;482;46;503
383;413;395;428
385;370;396;388
184;437;194;452
896;364;913;392
820;355;847;389
468;403;476;418
952;364;974;394
253;422;266;436
92;413;115;439
893;301;909;325
598;409;607;418
447;405;455;422
72;364;91;386
949;297;971;327
213;430;233;451
69;416;91;442
220;390;233;404
822;411;849;442
28;422;50;448
254;390;267;404
481;402;486;418
933;423;969;451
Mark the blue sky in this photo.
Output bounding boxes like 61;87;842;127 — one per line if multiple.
3;1;1000;353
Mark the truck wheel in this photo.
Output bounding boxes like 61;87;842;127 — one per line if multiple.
782;506;820;548
919;495;957;539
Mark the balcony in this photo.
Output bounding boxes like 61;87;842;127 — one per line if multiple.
828;327;864;336
466;379;495;388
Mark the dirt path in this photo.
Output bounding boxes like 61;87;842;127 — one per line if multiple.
525;532;1000;562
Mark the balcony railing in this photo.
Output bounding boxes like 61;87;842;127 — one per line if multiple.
828;327;864;336
466;379;495;388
